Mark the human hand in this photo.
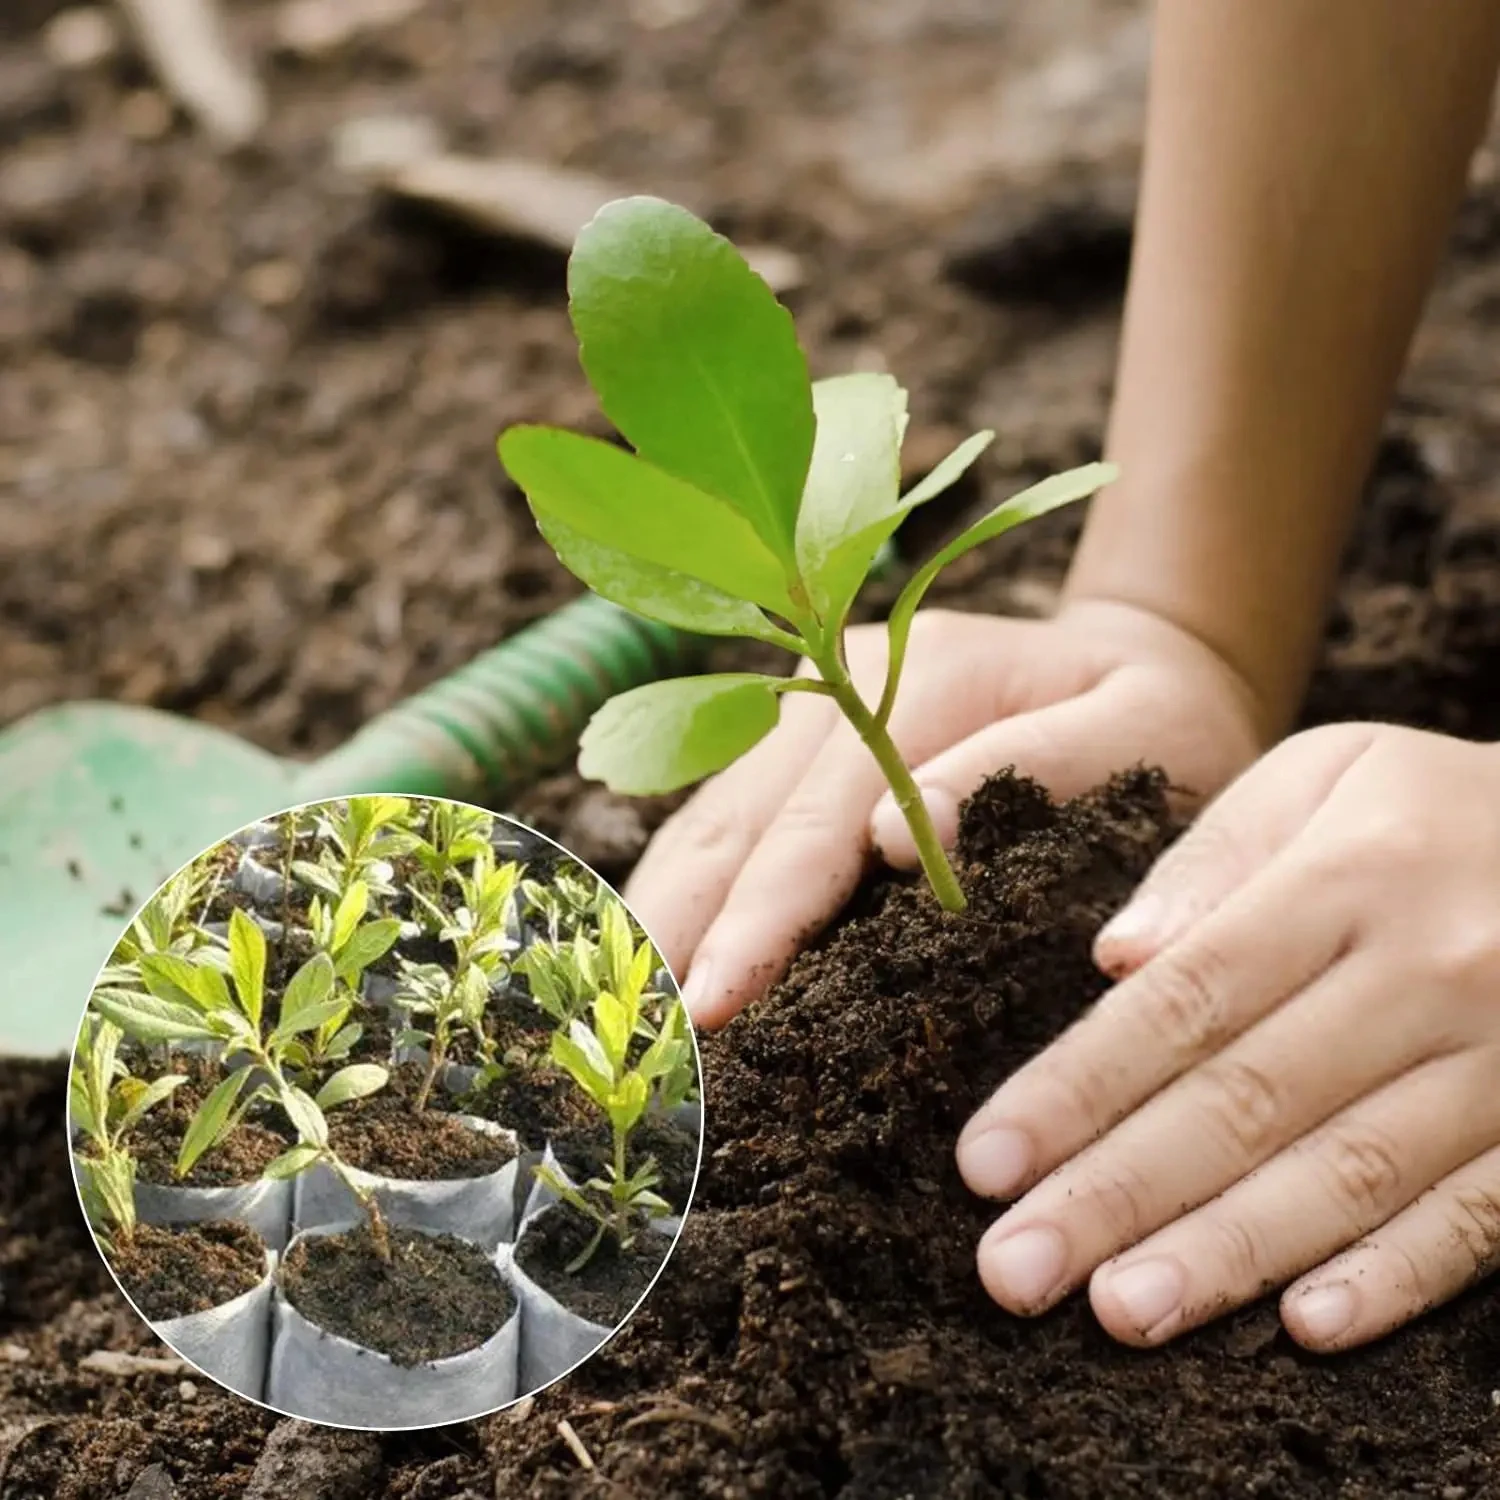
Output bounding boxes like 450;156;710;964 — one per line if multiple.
625;599;1266;1028
960;722;1500;1352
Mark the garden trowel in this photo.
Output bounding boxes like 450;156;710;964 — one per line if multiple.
0;595;692;1056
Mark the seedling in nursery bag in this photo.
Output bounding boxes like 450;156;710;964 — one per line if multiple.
499;197;1118;911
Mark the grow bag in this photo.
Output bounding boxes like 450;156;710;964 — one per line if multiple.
151;1248;275;1404
233;850;286;905
135;1173;294;1252
505;1214;615;1393
292;1117;520;1249
266;1223;520;1427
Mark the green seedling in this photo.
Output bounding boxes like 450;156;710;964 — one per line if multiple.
96;861;218;989
498;198;1118;911
90;910;394;1258
535;940;683;1269
298;880;402;1073
392;958;491;1112
404;801;495;930
70;1014;188;1250
644;995;697;1112
517;933;599;1029
521;866;605;945
292;794;415;906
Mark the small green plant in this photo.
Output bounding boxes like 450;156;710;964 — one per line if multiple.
498;198;1117;911
517;933;599;1029
91;910;395;1258
70;1015;188;1249
521;866;604;944
534;943;685;1269
297;880;402;1074
96;861;217;989
292;795;414;906
404;802;495;928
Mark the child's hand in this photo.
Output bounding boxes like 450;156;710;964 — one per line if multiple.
961;723;1500;1351
626;599;1266;1028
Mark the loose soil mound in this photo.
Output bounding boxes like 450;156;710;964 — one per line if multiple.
109;1221;265;1322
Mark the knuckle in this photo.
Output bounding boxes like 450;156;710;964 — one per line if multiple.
1205;1212;1273;1287
1427;916;1500;990
1135;944;1233;1055
658;803;748;865
770;791;845;845
1447;1182;1500;1277
1317;1123;1406;1219
1351;810;1428;871
1195;1058;1284;1158
1079;1157;1157;1243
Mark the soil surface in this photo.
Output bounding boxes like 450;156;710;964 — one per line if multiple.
108;1221;266;1323
465;1060;595;1150
280;1222;515;1367
514;1203;673;1328
326;1064;516;1179
7;0;1500;1494
126;1056;292;1188
551;1114;699;1216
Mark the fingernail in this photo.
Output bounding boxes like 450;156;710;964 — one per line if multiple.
1290;1282;1356;1344
957;1126;1032;1199
985;1225;1068;1309
1096;894;1165;959
681;957;715;1023
1103;1257;1184;1337
871;783;958;866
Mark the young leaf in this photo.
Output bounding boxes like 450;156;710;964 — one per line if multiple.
176;1066;251;1177
281;1086;329;1148
578;674;789;796
139;952;228;1016
228;909;266;1029
499;427;795;614
114;1073;189;1137
263;1143;322;1180
322;1022;364;1060
330;881;369;954
314;1063;388;1111
280;952;335;1027
593;991;631;1074
794;374;907;623
568;196;814;565
333;918;401;986
877;462;1118;724
897;429;995;511
530;511;799;647
605;1070;649;1137
90;988;222;1045
270;997;348;1045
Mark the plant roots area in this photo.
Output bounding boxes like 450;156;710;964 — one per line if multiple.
6;0;1500;1494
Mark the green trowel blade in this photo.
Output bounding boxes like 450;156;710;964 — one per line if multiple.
0;702;300;1057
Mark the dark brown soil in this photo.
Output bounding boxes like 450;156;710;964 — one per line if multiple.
551;1115;699;1215
7;0;1500;1494
126;1056;292;1188
464;1061;595;1149
280;1222;515;1367
514;1203;672;1328
108;1221;266;1323
326;1066;516;1180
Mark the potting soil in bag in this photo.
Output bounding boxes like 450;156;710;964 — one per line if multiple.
504;1237;612;1393
292;1116;520;1249
267;1223;520;1427
152;1252;276;1404
135;1174;294;1251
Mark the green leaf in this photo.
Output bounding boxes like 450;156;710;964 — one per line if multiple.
281;1086;329;1148
139;953;225;1014
333;918;401;986
878;462;1117;724
531;511;799;647
794;374;907;623
90;988;221;1045
69;1069;100;1143
114;1073;188;1137
331;881;369;953
88;1154;137;1237
499;427;795;614
263;1144;322;1180
175;1066;250;1177
568;196;815;565
550;1028;614;1108
605;1070;649;1137
323;1022;363;1060
594;990;631;1073
314;1063;388;1111
271;997;347;1045
578;674;786;796
291;859;342;899
228;909;266;1029
280;952;335;1027
898;429;995;511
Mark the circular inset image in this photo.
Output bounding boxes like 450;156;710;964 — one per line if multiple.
67;795;701;1429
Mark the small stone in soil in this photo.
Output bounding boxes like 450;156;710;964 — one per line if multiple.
244;1420;383;1500
280;1223;515;1366
109;1221;266;1322
514;1204;671;1327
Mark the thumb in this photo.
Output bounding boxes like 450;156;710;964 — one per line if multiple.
1093;722;1378;978
870;679;1149;866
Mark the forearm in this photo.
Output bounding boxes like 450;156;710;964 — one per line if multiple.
1066;0;1500;739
